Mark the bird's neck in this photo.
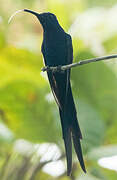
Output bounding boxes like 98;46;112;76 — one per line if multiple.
44;24;64;34
43;27;65;41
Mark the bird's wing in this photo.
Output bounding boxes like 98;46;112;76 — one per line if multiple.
41;34;73;110
66;34;73;64
48;34;73;110
47;71;68;110
65;34;73;107
41;42;65;109
47;71;63;108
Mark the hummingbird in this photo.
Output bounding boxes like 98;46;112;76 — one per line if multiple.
9;9;86;176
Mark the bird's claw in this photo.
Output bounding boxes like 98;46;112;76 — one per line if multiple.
56;65;65;73
41;66;51;72
46;66;51;72
56;65;62;72
42;65;64;73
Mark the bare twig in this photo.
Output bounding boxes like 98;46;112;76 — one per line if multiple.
42;54;117;73
28;154;65;180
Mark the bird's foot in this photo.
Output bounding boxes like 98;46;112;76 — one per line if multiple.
56;65;62;72
46;66;51;72
56;65;64;73
41;66;51;72
41;65;65;73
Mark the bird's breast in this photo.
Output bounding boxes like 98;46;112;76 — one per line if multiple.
42;33;67;66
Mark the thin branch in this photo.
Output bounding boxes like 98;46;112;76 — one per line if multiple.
28;154;65;180
42;54;117;73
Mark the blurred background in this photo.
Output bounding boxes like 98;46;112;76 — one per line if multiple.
0;0;117;179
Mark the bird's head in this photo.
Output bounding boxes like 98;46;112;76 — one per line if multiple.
24;9;61;31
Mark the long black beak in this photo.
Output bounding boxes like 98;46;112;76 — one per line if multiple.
8;9;40;24
24;9;40;17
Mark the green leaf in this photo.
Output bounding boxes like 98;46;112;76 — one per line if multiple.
0;80;59;143
87;145;117;160
72;50;117;145
75;100;105;154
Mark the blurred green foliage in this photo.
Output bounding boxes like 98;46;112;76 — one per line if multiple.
0;0;117;179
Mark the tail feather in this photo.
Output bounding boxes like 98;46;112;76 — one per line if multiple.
72;118;82;139
59;109;72;176
64;128;72;176
59;82;86;175
72;131;86;173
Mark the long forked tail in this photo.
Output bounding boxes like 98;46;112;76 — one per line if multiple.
59;107;86;176
71;112;86;173
72;127;86;173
